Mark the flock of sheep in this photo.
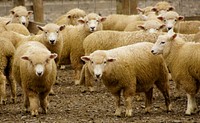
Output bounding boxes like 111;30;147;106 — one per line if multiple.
0;1;200;118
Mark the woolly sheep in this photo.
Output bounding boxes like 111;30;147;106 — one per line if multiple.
81;42;171;116
124;19;165;33
0;37;16;103
152;1;175;15
12;41;57;116
54;8;86;26
10;6;33;27
31;23;65;66
158;11;200;34
59;13;106;85
0;20;30;35
151;32;200;115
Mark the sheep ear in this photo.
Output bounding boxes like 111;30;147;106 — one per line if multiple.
37;25;44;31
49;53;58;60
151;7;158;12
99;17;106;22
178;16;184;21
59;25;65;31
169;33;177;41
168;6;175;11
159;24;166;30
10;10;15;15
81;56;90;62
28;11;33;15
137;7;144;13
107;57;116;62
138;25;145;30
78;18;85;24
21;56;30;61
157;16;164;21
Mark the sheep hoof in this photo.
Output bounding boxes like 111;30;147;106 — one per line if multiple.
2;100;6;105
89;87;95;92
114;109;121;117
42;108;48;114
167;103;172;112
12;98;16;103
75;80;80;85
31;110;38;117
125;109;132;117
49;89;55;96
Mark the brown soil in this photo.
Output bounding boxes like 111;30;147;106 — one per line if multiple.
0;68;200;123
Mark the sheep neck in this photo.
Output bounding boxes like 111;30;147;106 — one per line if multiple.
163;37;185;70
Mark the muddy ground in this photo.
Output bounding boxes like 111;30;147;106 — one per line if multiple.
0;68;200;123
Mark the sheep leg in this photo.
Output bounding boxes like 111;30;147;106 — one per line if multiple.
123;88;134;117
79;64;86;85
144;88;153;113
7;76;16;103
74;69;81;85
85;65;95;92
39;91;49;114
23;93;30;113
0;74;6;104
185;94;197;115
28;91;39;116
113;91;121;116
155;81;171;112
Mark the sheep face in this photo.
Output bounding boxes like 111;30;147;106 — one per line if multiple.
157;11;184;31
138;20;165;33
78;15;106;32
81;51;116;81
21;53;57;77
10;10;33;27
38;24;65;45
151;33;177;55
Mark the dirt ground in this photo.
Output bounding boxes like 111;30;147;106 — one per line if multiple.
0;68;200;123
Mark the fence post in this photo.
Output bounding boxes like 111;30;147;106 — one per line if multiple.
116;0;138;15
33;0;44;23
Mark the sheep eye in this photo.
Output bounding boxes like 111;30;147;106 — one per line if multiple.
175;19;177;22
15;15;19;17
160;41;165;44
45;31;48;34
56;30;59;33
91;61;94;64
104;61;106;64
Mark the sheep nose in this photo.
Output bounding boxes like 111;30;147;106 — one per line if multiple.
22;22;26;25
167;27;172;30
37;72;43;76
90;27;95;30
96;74;101;78
151;50;154;53
50;40;55;43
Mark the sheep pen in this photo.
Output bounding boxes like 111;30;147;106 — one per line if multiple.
1;0;200;122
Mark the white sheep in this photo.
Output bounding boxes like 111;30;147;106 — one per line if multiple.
59;13;106;85
151;31;200;115
12;41;57;116
0;37;16;104
10;6;33;27
158;11;200;34
152;1;175;15
31;23;65;66
54;8;86;26
81;42;171;117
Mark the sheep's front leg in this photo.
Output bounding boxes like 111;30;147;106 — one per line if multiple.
39;91;49;114
185;94;197;115
144;88;153;113
113;91;121;116
28;91;39;116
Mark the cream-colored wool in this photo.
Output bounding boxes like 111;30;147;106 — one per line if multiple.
0;37;16;103
54;8;86;26
10;6;33;27
59;13;106;84
151;32;200;115
152;1;175;15
81;42;171;117
0;71;6;104
12;41;57;116
31;23;65;66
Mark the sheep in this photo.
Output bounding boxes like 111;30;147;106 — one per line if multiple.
0;20;30;35
0;71;6;104
10;6;33;27
54;8;86;26
59;13;106;85
124;19;165;33
152;1;175;15
12;41;57;116
81;42;171;117
31;23;65;66
0;37;16;103
158;11;200;34
151;31;200;115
